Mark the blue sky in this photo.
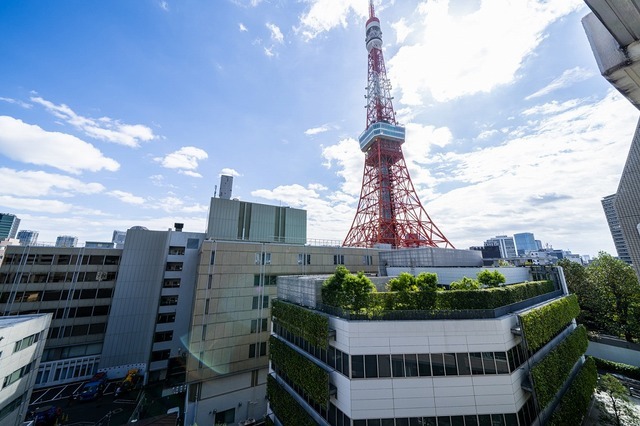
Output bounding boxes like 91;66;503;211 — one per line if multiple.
0;0;638;257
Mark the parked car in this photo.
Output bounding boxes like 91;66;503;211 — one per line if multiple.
73;372;108;401
28;405;65;426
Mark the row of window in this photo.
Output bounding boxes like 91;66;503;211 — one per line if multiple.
0;288;114;304
47;323;106;339
252;253;373;267
0;392;25;421
14;332;41;353
273;322;528;379
41;342;102;362
43;305;110;319
0;271;117;285
3;360;36;389
36;357;99;386
253;275;278;286
2;254;120;267
352;414;519;426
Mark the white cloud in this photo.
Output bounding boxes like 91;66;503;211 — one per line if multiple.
264;47;275;57
525;67;595;100
0;116;120;174
31;96;156;147
220;168;241;177
252;184;321;208
159;1;169;11
0;97;31;109
180;170;203;178
305;125;330;136
266;23;284;43
295;0;368;40
522;98;582;116
321;137;363;196
0;168;105;197
108;190;146;205
387;0;585;104
391;18;412;44
239;23;248;32
0;195;72;213
153;196;209;214
155;146;208;175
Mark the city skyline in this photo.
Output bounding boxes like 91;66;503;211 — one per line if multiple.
1;0;638;257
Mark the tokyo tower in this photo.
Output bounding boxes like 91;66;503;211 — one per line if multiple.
343;1;454;249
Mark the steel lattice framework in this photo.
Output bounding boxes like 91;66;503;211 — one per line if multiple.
342;1;453;249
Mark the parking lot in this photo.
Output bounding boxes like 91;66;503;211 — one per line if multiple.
29;381;140;425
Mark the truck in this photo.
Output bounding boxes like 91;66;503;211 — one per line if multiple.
72;372;108;401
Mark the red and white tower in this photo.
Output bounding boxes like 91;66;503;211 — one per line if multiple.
343;1;453;249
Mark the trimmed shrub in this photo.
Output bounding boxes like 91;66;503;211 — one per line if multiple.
549;357;597;426
477;269;506;287
593;357;640;381
272;299;329;348
322;267;376;312
520;294;580;352
269;336;329;406
436;281;555;310
449;277;480;290
531;325;589;409
266;375;317;426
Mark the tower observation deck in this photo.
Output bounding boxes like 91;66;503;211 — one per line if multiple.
342;1;453;249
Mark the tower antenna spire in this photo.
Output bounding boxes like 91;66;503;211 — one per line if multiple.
343;3;454;249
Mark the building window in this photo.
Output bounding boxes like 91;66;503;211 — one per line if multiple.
160;296;179;306
150;350;171;362
255;252;271;265
201;325;207;341
204;299;210;315
14;332;40;353
165;262;183;271
253;275;277;286
3;361;34;388
157;313;176;324
252;295;269;309
187;238;200;249
251;369;259;387
214;408;235;425
297;253;311;265
163;278;181;288
251;318;268;333
168;246;185;255
248;342;267;358
154;331;173;343
210;251;216;265
362;255;373;265
333;254;345;265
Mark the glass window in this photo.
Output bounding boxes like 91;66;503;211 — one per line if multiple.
470;352;484;375
351;355;364;378
504;414;518;426
378;355;391;378
391;354;405;377
490;414;505;426
336;350;343;374
464;416;478;426
187;238;200;249
495;352;509;374
456;353;471;375
418;354;431;376
405;354;419;377
437;417;451;426
431;353;445;376
478;414;492;426
444;353;457;376
365;355;378;378
451;416;465;426
482;352;496;374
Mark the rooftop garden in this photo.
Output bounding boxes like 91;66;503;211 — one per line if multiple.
318;266;558;320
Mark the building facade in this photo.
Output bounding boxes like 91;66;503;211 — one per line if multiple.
0;314;51;426
17;230;39;247
484;236;517;258
513;233;537;256
269;266;588;426
55;236;78;248
0;214;20;241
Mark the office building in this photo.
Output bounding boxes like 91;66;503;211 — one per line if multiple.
513;233;537;256
17;230;38;247
484;236;517;258
583;2;640;277
112;230;126;249
601;194;631;263
269;265;589;425
0;214;20;241
55;235;78;248
0;314;51;425
219;175;233;200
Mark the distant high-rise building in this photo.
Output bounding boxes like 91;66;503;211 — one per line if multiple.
219;175;233;200
514;232;537;256
55;235;78;248
484;235;517;258
17;230;38;246
601;194;632;263
0;213;20;240
112;230;126;248
535;239;543;250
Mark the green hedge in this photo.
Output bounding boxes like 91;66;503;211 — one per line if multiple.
272;299;329;348
593;357;640;381
548;357;597;426
436;281;555;310
266;375;317;426
269;336;329;406
521;294;580;352
531;325;589;409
